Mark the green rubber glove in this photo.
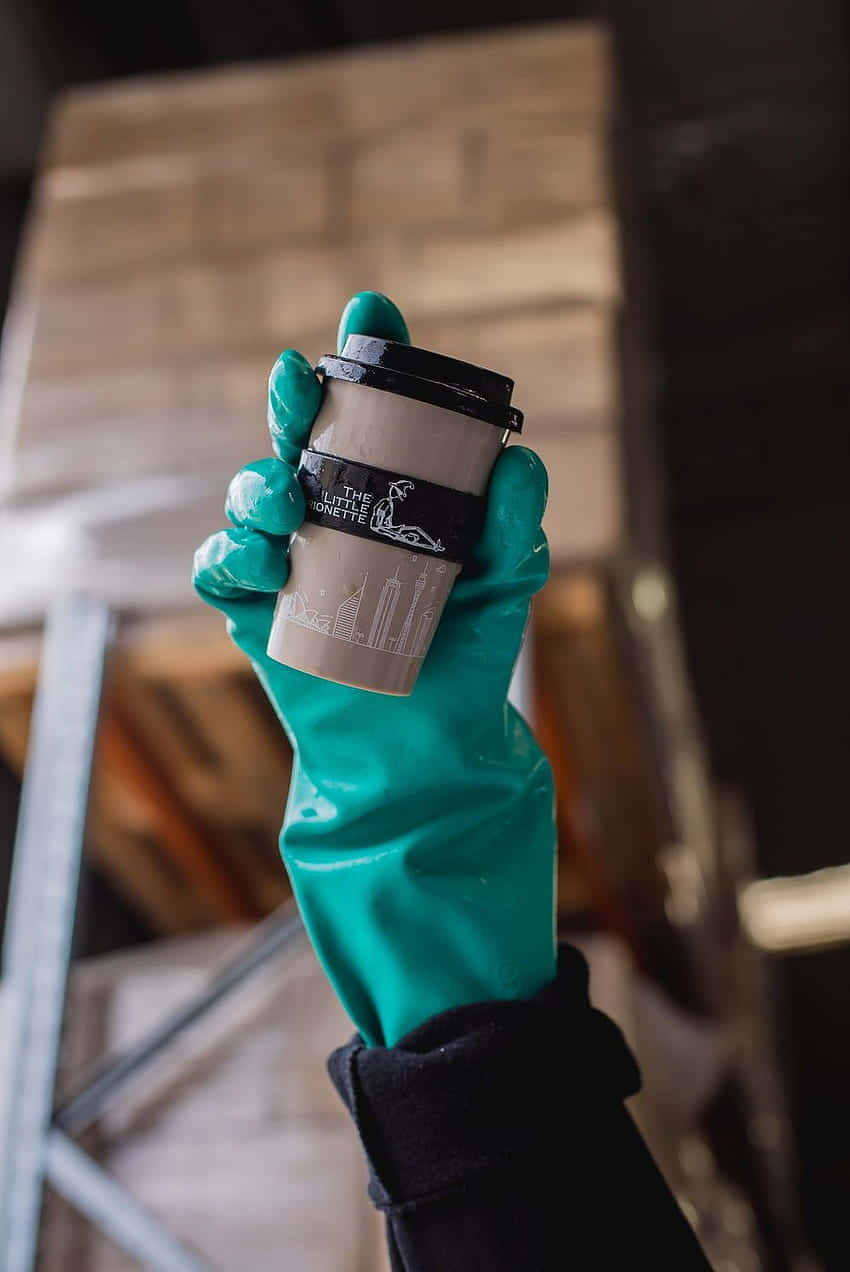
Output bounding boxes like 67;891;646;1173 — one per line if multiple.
193;292;557;1046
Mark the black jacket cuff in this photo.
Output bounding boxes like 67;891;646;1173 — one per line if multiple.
327;944;641;1213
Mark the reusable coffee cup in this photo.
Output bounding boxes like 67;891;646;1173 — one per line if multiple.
266;335;523;694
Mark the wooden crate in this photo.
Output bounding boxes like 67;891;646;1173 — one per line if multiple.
536;570;671;932
30;928;389;1271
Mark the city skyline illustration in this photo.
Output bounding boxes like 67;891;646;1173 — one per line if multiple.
332;574;366;639
411;604;436;659
368;566;402;650
282;561;438;657
395;564;428;655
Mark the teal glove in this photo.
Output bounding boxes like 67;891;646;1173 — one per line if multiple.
193;292;557;1046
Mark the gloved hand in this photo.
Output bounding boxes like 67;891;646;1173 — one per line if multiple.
193;292;557;1046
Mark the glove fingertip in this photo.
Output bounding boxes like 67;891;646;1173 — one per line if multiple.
467;444;549;585
193;527;289;599
226;459;305;536
268;349;322;461
336;292;410;353
491;444;548;518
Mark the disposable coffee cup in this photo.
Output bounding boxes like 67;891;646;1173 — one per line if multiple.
266;334;523;694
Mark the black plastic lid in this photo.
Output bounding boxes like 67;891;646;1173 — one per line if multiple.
316;335;523;433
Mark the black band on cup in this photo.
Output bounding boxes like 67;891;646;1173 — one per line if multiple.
297;451;486;565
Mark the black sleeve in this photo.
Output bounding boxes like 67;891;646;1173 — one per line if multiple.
327;945;712;1272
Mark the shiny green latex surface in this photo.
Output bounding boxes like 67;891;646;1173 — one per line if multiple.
194;291;557;1046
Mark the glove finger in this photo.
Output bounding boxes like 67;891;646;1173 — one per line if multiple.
458;445;549;600
268;349;322;464
226;458;305;536
267;293;409;466
193;527;289;605
336;291;410;353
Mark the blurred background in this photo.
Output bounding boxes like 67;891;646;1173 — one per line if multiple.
0;2;848;1269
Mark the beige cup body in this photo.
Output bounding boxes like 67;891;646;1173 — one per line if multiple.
266;379;505;694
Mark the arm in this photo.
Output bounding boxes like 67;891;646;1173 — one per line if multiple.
330;947;711;1271
193;290;556;1047
193;292;710;1269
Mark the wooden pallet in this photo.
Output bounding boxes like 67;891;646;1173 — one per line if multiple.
0;616;290;932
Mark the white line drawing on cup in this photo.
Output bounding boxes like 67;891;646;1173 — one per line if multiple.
370;480;445;552
333;573;367;639
282;561;445;659
280;590;332;634
412;606;436;658
283;575;367;639
368;566;402;650
395;564;429;655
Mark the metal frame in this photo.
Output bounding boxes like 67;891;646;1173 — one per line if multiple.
0;594;304;1271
